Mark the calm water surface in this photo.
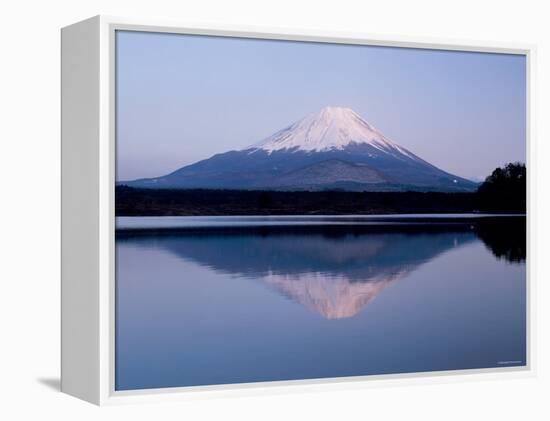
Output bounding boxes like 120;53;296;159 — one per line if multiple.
115;215;526;390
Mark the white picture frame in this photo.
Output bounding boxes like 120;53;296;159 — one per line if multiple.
61;15;535;405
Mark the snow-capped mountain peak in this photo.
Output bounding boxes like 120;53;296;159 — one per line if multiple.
125;105;478;192
249;106;412;157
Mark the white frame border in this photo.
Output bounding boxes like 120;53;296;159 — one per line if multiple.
89;15;535;405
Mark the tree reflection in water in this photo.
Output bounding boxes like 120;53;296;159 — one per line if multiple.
474;217;526;263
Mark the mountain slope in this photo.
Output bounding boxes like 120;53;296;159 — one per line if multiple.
124;106;477;192
268;159;387;189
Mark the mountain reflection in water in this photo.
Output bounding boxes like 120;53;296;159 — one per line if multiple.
115;216;526;390
117;217;524;319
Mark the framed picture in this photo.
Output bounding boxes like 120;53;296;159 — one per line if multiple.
61;15;533;405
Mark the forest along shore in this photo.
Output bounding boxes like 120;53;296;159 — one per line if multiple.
115;187;484;216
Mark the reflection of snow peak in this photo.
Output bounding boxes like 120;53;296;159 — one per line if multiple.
262;269;411;319
148;227;479;319
250;106;419;161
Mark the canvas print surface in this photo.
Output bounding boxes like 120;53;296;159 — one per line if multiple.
115;30;527;391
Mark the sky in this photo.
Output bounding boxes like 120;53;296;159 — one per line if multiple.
116;30;526;181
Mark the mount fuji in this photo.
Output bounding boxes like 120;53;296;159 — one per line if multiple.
123;106;477;192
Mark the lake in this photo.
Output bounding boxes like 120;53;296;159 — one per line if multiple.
115;215;526;391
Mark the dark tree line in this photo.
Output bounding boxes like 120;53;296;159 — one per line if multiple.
476;162;526;213
115;187;477;216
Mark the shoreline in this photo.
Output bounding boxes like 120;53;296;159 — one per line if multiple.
115;187;526;217
115;213;526;233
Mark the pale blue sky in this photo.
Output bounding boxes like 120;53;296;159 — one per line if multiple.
116;30;526;181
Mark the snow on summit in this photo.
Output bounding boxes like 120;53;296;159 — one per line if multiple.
126;104;477;192
250;106;417;159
